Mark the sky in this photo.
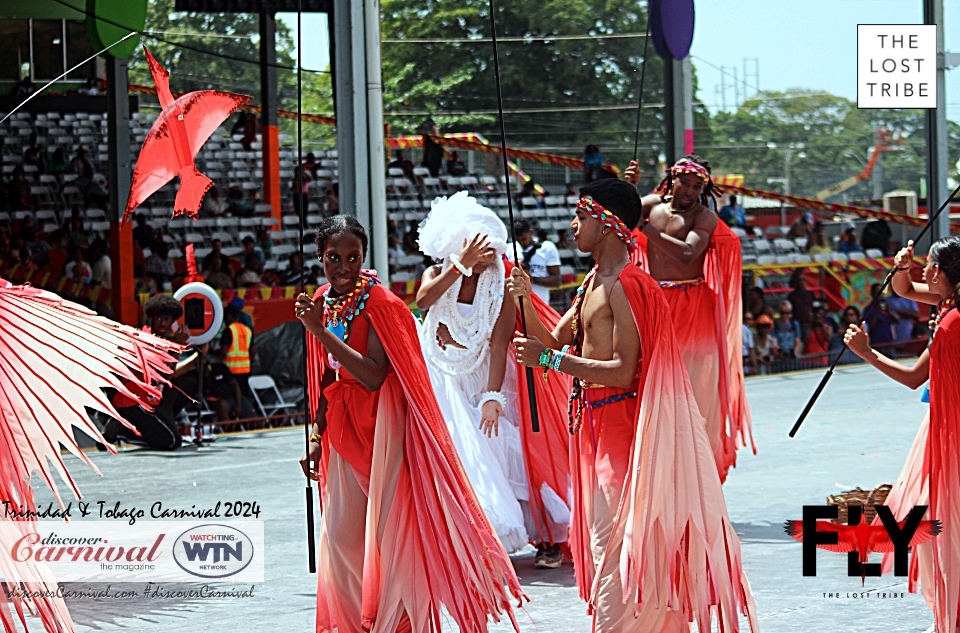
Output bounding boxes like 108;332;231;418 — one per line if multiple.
278;1;960;121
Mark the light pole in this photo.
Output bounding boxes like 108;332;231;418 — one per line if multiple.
767;142;805;226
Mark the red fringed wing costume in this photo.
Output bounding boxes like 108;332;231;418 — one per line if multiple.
631;220;755;482
123;47;251;222
568;265;757;631
305;283;525;632
0;279;179;632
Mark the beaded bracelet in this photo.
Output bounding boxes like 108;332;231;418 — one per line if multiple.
449;254;472;277
478;390;507;412
309;433;323;444
552;344;569;371
539;349;552;368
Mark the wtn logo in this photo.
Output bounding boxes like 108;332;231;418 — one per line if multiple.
784;505;941;583
181;541;243;564
173;524;255;579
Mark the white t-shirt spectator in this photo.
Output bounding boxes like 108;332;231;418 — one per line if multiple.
92;254;112;289
508;240;561;304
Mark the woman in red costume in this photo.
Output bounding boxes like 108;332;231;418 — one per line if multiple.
843;236;960;633
295;216;524;633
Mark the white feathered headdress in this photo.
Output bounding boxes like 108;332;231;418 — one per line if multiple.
418;190;508;260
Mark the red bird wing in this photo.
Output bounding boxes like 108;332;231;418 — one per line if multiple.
870;520;943;553
123;90;251;223
784;520;858;553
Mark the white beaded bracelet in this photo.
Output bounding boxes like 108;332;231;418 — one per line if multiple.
449;254;473;277
478;390;507;412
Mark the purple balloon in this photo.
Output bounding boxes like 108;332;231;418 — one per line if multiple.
661;0;695;60
649;0;667;59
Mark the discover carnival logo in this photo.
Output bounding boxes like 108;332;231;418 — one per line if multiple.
173;524;254;579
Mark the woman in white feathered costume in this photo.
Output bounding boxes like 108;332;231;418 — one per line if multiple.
415;192;567;564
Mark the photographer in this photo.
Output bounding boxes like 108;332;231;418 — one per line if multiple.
753;314;779;375
863;283;895;357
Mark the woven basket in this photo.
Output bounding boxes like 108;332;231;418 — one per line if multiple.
826;483;893;525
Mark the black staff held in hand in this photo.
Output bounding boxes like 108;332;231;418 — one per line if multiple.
487;0;540;432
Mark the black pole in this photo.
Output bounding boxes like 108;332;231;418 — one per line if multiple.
297;0;317;574
631;15;652;161
487;0;539;432
789;179;960;438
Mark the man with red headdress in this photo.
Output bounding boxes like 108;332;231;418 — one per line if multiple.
625;156;754;483
509;178;757;633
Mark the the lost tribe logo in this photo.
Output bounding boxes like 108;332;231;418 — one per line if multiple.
784;505;941;584
173;524;254;579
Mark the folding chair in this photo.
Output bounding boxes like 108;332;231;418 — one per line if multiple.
248;375;297;423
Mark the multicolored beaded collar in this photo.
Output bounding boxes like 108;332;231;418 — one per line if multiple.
933;293;957;339
322;271;380;344
576;196;637;253
566;267;597;434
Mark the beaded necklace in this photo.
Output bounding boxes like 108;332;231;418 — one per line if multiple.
933;293;957;340
567;267;597;434
322;271;379;344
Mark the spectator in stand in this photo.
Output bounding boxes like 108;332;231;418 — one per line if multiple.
787;212;814;240
838;226;863;254
387;219;402;243
16;246;35;270
742;310;758;376
220;304;255;398
388;233;405;267
46;230;68;276
79;78;100;96
746;286;774;319
323;182;339;217
145;241;175;288
255;229;272;262
514;179;544;210
9;166;38;210
309;264;323;285
887;284;920;351
68;246;92;284
206;238;231;271
773;300;802;358
202;185;227;216
70;145;93;175
239;235;265;270
802;315;831;366
387;150;415;181
445;151;468;176
231;111;258;151
76;162;109;210
402;220;419;254
202;252;233;290
292;164;312;217
829;305;864;364
753;314;778;375
23;132;44;173
66;216;88;250
132;213;154;249
719;195;746;227
280;252;310;287
863;283;895;356
420;119;443;177
12;215;37;249
583;144;605;182
811;300;837;335
46;148;69;176
510;218;561;304
237;253;262;287
89;239;111;289
787;270;814;333
806;226;831;257
225;185;249;216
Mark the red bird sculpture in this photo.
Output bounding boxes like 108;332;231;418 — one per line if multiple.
785;517;941;583
123;46;251;222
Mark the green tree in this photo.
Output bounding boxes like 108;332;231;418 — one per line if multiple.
380;0;686;171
